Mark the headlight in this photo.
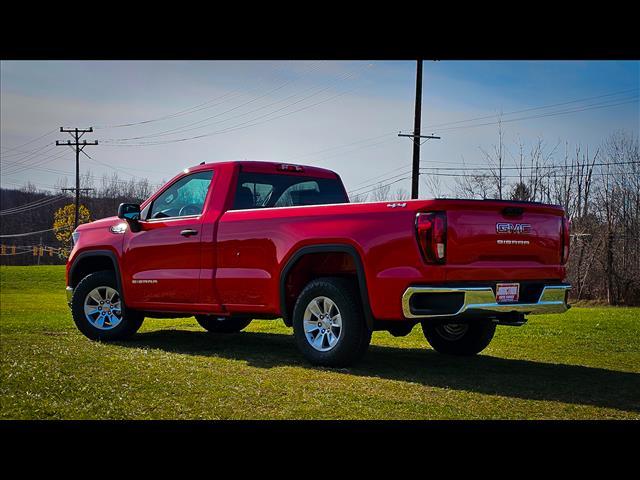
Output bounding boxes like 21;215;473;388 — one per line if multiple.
110;222;128;234
71;231;80;246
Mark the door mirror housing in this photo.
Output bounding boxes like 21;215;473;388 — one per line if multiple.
118;203;141;221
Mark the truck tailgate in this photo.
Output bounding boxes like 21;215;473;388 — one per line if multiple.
444;201;565;266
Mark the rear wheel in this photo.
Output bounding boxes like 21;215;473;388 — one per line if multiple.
293;277;371;367
71;270;144;341
195;315;252;333
421;319;496;355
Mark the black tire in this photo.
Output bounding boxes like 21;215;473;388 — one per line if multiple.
71;270;144;341
195;315;252;333
421;319;496;356
292;277;371;367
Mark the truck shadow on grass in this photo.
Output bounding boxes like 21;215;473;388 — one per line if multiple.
119;329;640;414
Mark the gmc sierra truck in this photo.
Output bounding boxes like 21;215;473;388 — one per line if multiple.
66;160;571;366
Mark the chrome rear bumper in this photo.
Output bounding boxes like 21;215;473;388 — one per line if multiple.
402;284;570;319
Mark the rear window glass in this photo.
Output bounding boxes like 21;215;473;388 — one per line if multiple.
232;172;348;210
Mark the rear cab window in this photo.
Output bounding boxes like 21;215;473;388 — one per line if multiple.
232;172;348;210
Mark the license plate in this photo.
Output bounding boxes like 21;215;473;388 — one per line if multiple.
496;283;519;303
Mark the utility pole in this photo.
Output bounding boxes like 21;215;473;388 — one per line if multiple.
56;127;98;229
398;60;441;199
411;59;423;199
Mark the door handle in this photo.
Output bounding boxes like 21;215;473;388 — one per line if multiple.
180;229;198;237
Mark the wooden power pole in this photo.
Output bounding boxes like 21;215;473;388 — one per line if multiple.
56;127;98;229
411;59;423;199
398;60;440;199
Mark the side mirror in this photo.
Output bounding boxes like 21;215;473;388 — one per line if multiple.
118;203;141;221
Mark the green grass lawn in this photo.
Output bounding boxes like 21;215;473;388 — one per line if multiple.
1;265;638;419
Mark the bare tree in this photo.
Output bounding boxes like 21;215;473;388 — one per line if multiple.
392;188;410;200
478;116;505;199
454;171;493;199
349;192;369;203
369;183;392;202
591;131;640;304
422;174;443;198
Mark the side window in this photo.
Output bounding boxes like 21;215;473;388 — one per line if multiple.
148;171;213;219
231;172;348;210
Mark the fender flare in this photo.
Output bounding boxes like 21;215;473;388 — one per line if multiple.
279;244;374;330
69;249;125;303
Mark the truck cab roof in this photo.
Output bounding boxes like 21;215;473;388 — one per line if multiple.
186;160;340;179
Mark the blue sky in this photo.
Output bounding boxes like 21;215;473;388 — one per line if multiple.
1;60;638;198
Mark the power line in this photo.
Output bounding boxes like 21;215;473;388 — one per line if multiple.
2;167;165;189
99;66;373;147
0;227;57;238
432;96;639;134
348;170;415;195
10;128;395;182
348;175;412;197
1;179;67;191
421;88;639;130
299;137;397;166
100;88;360;146
1;145;58;169
281;132;398;163
102;64;369;143
0;194;69;216
0;194;67;212
418;170;638;179
351;164;413;188
2;151;170;184
347;160;639;196
0;129;57;155
100;64;338;142
83;154;159;180
2;149;70;176
0;143;52;160
418;160;640;172
347;165;638;199
277;88;638;174
93;62;317;129
99;87;360;147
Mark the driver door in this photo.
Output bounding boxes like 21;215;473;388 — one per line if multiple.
122;170;213;306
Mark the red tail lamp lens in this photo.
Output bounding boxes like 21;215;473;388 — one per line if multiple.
416;212;447;264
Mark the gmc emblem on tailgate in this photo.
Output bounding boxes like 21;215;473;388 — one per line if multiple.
496;223;532;234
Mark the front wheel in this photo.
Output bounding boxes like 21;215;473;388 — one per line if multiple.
71;270;144;341
421;320;496;356
292;277;371;367
195;315;252;333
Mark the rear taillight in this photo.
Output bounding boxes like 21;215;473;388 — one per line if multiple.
416;212;447;264
561;217;570;264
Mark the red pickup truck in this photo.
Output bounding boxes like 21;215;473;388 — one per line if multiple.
66;160;571;366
